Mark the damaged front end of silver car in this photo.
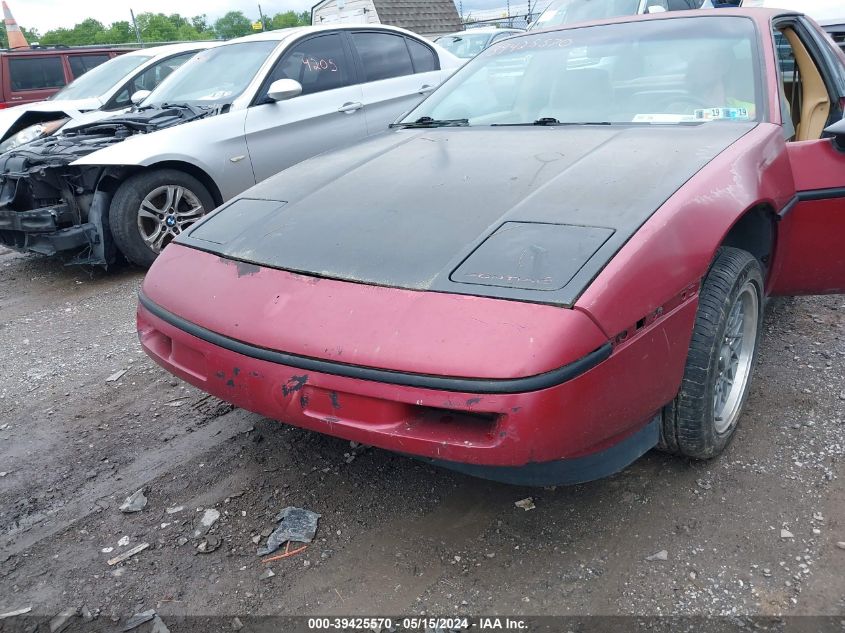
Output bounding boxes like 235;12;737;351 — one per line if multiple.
0;104;211;266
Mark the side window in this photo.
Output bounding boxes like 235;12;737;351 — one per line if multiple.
406;37;438;73
351;32;414;82
110;52;197;109
269;34;351;96
68;54;110;78
8;56;65;91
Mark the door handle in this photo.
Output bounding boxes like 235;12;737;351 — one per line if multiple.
337;101;363;113
418;84;434;94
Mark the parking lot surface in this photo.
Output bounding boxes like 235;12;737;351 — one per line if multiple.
1;246;844;622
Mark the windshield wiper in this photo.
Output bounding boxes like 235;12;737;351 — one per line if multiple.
390;116;470;129
493;119;613;127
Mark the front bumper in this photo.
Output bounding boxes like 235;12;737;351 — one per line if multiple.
0;191;113;264
0;207;99;256
136;291;683;485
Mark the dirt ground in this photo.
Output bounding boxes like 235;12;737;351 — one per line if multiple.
1;245;844;628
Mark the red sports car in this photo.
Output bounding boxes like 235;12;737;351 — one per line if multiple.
137;8;845;485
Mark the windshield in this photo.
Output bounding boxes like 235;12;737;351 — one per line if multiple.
532;0;642;29
435;32;493;58
146;41;278;106
50;53;152;101
403;17;760;127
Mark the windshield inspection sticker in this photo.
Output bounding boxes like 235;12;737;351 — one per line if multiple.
694;107;750;121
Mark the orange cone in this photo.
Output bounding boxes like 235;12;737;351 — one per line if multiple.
3;2;29;49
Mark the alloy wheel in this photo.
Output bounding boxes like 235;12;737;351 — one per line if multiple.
713;281;759;434
136;185;206;253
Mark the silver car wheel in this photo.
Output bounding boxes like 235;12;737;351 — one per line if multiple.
713;281;759;434
136;185;206;254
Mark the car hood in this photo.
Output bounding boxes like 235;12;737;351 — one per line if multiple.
0;104;218;173
179;123;755;307
0;98;105;142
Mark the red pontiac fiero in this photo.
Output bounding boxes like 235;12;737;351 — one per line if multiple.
137;9;845;485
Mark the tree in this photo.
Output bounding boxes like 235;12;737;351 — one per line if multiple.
270;11;301;29
191;14;214;37
214;11;252;39
136;12;180;42
94;21;133;45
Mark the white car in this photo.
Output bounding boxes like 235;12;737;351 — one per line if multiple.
742;0;844;48
0;43;217;153
435;27;524;59
0;25;461;267
530;0;714;29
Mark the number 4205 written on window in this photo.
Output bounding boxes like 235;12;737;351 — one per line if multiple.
302;57;338;72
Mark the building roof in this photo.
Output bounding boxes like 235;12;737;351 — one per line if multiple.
372;0;462;35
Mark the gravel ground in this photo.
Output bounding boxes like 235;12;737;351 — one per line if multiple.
0;246;843;629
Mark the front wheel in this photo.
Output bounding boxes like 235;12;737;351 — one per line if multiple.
109;169;215;268
659;247;764;459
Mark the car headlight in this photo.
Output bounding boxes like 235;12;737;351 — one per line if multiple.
0;118;69;153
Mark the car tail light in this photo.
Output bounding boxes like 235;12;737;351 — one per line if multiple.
0;103;7;109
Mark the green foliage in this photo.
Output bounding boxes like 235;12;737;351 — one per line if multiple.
213;11;252;39
269;10;310;29
6;8;304;47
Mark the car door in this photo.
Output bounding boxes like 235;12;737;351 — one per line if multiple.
768;18;845;295
349;30;443;135
243;32;365;184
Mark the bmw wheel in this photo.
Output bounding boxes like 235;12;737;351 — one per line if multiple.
659;247;764;459
109;169;215;268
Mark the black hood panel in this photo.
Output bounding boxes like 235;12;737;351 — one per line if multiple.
181;124;753;306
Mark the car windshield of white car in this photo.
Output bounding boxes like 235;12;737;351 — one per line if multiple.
534;0;642;28
50;53;154;101
403;16;760;127
436;32;494;58
146;41;278;107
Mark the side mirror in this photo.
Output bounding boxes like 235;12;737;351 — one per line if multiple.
266;78;303;103
131;90;151;105
646;4;667;12
825;117;845;151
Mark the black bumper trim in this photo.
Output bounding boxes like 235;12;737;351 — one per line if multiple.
420;416;659;486
139;291;612;395
0;207;59;232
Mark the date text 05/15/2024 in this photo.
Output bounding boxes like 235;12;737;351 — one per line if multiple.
306;617;528;629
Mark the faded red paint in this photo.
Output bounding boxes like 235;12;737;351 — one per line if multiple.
138;9;845;473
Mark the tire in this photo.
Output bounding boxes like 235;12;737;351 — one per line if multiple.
109;169;215;268
659;247;764;459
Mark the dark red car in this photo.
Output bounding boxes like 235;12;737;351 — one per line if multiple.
138;8;845;485
0;46;130;109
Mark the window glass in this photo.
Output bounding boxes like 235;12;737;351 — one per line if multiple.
490;31;518;43
68;54;110;78
533;0;641;29
271;34;351;96
9;56;65;91
407;38;438;72
51;53;152;101
110;52;197;108
407;17;760;125
351;32;414;81
435;32;493;59
147;41;278;106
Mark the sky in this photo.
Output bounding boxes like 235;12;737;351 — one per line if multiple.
10;0;531;33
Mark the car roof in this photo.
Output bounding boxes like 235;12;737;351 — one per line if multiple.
123;41;219;58
224;23;438;45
